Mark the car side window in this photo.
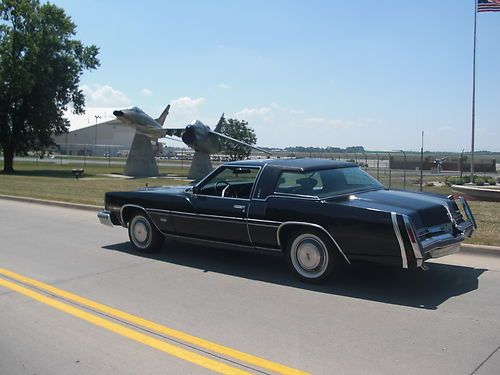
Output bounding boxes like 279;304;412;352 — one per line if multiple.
274;167;383;197
275;171;323;196
197;167;260;199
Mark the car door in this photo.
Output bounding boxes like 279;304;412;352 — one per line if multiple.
180;166;260;245
189;194;250;245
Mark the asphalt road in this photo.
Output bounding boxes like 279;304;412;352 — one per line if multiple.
0;200;499;375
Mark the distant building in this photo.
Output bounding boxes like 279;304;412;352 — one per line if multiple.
389;155;496;173
52;123;136;156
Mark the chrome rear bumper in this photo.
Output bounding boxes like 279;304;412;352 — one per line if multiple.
421;210;475;259
97;210;114;227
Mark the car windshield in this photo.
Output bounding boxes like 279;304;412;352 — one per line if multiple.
275;166;384;198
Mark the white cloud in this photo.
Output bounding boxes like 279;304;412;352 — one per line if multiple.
218;83;230;89
234;106;271;117
170;96;205;115
271;102;305;115
140;88;153;96
81;84;131;107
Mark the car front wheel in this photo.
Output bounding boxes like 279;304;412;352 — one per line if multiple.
128;213;164;253
286;230;340;283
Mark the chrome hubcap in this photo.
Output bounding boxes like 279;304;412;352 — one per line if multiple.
130;216;152;248
133;221;149;243
297;240;322;270
290;234;329;278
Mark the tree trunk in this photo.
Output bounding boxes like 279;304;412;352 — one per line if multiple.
2;145;15;174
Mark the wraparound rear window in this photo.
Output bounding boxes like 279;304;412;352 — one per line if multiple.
274;167;384;197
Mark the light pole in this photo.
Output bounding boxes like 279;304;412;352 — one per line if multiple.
400;150;407;190
387;151;392;188
94;115;101;156
420;131;424;192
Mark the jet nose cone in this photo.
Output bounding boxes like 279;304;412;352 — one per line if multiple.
113;110;124;117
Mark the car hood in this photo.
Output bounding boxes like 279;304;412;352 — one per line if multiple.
327;189;452;228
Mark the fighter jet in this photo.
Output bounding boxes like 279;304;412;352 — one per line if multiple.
103;104;271;179
111;105;171;138
109;105;270;156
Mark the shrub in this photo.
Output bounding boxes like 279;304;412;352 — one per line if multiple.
446;176;464;186
486;177;497;185
475;177;485;186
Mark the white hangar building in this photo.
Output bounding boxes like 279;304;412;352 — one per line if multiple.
52;123;136;157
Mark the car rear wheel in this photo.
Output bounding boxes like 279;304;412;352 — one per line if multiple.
286;230;340;283
128;213;163;253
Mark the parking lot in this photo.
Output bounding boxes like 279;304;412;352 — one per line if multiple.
1;199;499;374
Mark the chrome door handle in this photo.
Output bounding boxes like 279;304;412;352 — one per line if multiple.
234;204;246;210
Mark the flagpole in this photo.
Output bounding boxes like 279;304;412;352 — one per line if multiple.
470;0;478;183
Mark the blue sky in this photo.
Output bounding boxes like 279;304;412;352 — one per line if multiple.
54;0;499;151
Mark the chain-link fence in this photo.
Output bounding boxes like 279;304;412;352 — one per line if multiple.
280;151;498;193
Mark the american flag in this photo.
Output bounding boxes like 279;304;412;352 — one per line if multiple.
478;0;500;12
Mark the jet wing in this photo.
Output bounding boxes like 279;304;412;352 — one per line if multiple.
97;119;122;126
210;131;272;155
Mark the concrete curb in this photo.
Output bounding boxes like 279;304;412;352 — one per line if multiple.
0;194;102;212
461;243;500;257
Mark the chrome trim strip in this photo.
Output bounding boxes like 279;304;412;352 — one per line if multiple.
460;196;477;229
252;194;324;202
276;221;351;264
254;246;282;253
248;222;280;228
146;208;170;214
170;210;197;216
191;194;251;201
271;192;320;200
442;203;455;225
391;212;408;269
402;214;423;267
248;218;282;224
170;210;245;221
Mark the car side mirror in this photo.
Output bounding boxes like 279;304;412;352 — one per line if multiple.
192;186;201;195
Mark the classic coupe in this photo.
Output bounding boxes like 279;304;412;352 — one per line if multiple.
98;159;477;282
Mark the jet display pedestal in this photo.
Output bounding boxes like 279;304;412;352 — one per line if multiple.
124;133;159;177
188;151;213;180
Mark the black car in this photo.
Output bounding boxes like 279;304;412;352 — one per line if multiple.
98;159;476;282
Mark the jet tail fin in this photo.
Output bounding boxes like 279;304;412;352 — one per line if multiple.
156;104;170;125
214;113;225;132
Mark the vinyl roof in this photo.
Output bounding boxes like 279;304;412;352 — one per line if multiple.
225;158;356;172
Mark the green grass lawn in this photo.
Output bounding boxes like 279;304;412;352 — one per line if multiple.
1;161;498;246
0;161;190;206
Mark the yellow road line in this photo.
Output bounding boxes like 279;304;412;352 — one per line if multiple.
0;276;251;375
0;268;308;375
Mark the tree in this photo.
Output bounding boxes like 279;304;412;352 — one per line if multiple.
0;0;99;173
217;117;257;161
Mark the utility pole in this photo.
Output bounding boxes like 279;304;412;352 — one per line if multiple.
420;131;424;192
94;115;101;156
